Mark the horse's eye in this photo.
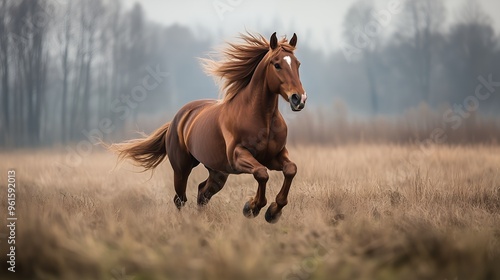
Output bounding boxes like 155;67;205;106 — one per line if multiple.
274;63;281;70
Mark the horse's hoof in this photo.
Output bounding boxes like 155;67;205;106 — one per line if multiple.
173;195;186;210
242;201;260;218
265;203;282;224
197;193;210;206
242;201;254;218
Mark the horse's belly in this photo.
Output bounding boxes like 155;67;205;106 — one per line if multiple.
189;133;228;170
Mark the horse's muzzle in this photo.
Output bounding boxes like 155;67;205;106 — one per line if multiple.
290;93;306;111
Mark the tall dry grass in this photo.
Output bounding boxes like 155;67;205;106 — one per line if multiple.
0;145;499;280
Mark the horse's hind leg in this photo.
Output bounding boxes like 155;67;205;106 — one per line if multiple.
197;168;228;206
173;169;192;209
168;147;198;209
166;120;198;209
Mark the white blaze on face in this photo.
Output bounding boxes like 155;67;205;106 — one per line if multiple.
283;56;292;69
301;92;307;103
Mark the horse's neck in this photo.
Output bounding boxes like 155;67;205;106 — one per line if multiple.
240;66;279;122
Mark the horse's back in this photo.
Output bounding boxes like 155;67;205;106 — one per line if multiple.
166;99;216;152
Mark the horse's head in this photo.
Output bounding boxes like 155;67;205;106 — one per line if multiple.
266;32;307;112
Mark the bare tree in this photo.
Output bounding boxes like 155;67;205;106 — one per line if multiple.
458;0;492;26
70;0;97;140
9;0;50;146
57;1;73;144
343;0;380;114
0;0;10;144
127;3;145;124
108;0;128;138
443;0;496;110
82;0;103;132
397;0;445;103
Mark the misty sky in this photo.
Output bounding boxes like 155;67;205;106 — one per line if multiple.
123;0;500;53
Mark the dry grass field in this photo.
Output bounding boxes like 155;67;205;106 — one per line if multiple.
1;145;500;280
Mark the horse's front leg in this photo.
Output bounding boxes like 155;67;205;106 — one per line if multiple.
232;145;268;218
265;147;297;223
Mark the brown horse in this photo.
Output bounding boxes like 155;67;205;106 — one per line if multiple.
110;32;307;223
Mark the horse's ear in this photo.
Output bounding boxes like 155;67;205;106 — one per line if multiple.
270;32;278;50
289;33;297;47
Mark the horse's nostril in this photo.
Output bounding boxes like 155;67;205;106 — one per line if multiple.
291;94;300;106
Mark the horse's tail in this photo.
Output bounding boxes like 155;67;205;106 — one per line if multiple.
109;122;170;171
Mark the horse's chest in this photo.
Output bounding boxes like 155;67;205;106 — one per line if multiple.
243;129;286;160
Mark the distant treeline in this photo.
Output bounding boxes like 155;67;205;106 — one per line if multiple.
0;0;211;147
328;0;500;117
0;0;499;148
287;102;500;146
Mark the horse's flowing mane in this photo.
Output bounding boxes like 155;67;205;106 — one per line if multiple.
201;32;295;102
